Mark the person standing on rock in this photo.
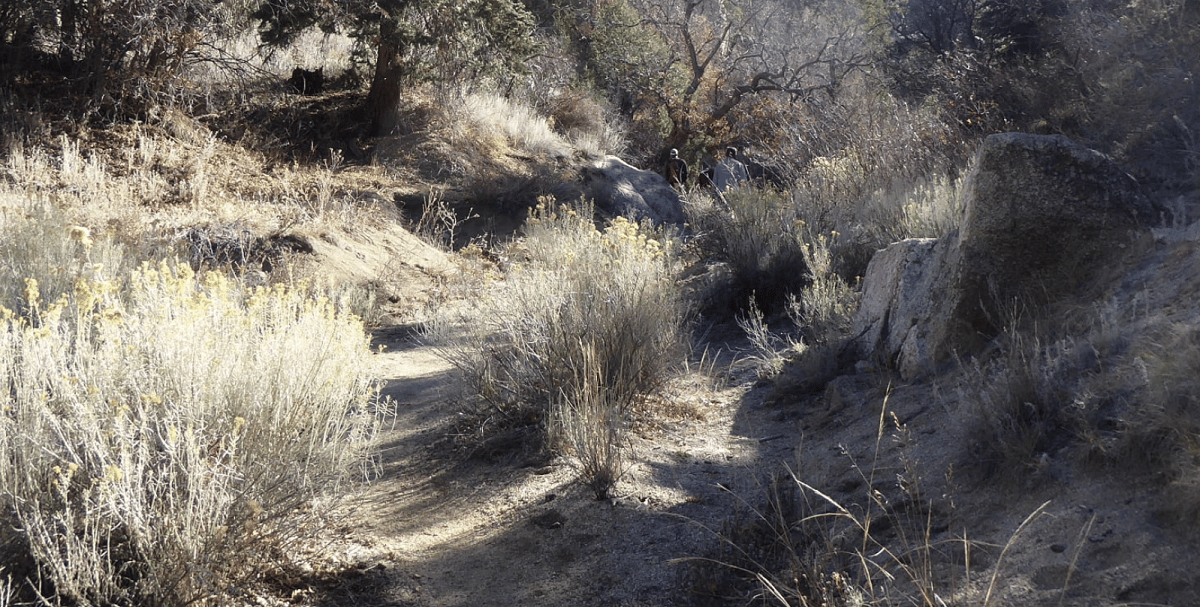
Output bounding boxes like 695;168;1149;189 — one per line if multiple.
714;146;749;193
665;148;689;190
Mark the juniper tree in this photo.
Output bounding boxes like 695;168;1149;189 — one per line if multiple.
251;0;540;134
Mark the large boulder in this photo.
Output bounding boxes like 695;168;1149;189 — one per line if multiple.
580;156;685;225
852;238;951;379
853;133;1161;378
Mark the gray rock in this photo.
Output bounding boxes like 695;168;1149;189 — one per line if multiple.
853;237;954;379
580;156;685;225
956;133;1160;316
852;133;1159;378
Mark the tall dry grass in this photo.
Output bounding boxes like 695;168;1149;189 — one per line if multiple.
426;198;687;495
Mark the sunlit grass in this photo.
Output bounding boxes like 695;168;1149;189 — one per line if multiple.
427;198;687;494
0;196;379;604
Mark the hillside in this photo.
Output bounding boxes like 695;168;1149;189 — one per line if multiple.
5;92;1196;607
2;0;1199;605
283;135;1200;607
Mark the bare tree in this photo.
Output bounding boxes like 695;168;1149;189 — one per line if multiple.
626;0;870;152
888;0;979;55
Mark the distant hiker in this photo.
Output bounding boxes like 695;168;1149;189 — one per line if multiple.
697;160;715;190
714;146;750;193
665;148;689;190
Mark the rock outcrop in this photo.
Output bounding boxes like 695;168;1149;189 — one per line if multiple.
580;156;685;225
853;133;1162;378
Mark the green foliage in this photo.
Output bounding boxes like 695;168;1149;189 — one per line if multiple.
252;0;539;84
1;0;235;119
577;0;675;97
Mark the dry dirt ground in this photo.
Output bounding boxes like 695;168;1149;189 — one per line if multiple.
279;228;1200;607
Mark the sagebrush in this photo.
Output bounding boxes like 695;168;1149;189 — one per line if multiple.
427;199;686;491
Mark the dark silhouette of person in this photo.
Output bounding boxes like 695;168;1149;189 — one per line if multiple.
665;148;689;190
715;146;749;193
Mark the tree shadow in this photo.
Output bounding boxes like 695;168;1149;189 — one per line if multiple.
297;319;900;607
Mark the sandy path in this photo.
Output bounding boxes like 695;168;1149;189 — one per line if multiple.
301;323;803;607
283;313;1200;607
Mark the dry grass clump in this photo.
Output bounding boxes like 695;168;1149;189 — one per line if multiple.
682;404;1030;606
685;166;961;319
0;254;379;605
2;121;395;278
462;92;574;160
684;187;859;386
5;128;225;213
684;188;811;317
852;174;965;247
791;163;966;283
958;288;1187;488
378;87;578;175
427;198;687;496
182;28;358;85
376;87;597;213
785;229;860;348
540;90;628;159
961;330;1094;482
549;345;629;500
723;77;969;283
1120;323;1200;520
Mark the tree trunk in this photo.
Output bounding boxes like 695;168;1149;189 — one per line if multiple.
366;36;404;136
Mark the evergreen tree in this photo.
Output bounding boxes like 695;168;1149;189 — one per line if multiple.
251;0;540;135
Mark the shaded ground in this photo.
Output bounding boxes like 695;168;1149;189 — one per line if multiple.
273;231;1200;607
316;323;805;607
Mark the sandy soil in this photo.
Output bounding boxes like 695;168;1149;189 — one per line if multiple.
274;231;1200;607
313;322;807;607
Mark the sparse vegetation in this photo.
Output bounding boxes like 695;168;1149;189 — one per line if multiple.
681;396;1031;606
426;199;687;493
1;0;1198;603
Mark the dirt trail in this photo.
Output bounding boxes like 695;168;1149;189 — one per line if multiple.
302;322;804;607
294;269;1200;607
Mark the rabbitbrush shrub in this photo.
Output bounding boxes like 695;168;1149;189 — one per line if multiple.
428;199;686;496
0;256;378;605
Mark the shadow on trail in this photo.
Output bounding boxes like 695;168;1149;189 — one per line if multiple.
370;323;428;354
306;320;884;607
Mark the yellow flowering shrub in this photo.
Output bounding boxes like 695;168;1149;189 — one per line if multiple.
0;260;378;605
